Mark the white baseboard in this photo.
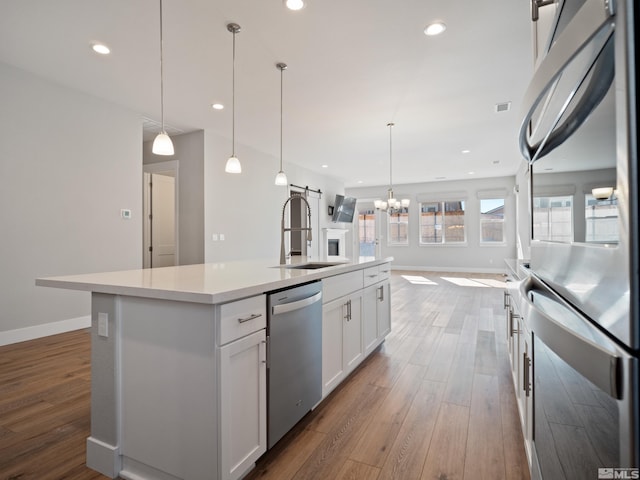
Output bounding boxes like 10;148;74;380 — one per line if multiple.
0;315;91;347
391;265;507;275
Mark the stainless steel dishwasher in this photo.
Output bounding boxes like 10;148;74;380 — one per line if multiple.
267;280;322;448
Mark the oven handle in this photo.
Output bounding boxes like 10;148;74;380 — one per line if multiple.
518;0;614;163
519;277;622;399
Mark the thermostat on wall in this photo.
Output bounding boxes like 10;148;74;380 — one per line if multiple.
121;209;132;219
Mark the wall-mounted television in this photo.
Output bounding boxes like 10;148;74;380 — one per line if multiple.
331;194;357;223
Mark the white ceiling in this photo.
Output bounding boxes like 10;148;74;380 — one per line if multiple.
0;0;533;188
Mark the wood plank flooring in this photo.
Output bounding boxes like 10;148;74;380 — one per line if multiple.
245;271;530;480
0;270;529;480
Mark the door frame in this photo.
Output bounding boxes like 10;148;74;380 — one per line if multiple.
143;160;179;268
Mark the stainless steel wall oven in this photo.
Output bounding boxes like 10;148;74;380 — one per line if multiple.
518;0;638;477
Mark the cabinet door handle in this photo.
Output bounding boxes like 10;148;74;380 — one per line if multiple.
260;340;267;365
238;313;262;324
512;313;521;335
531;0;554;22
523;352;531;397
346;299;352;321
503;291;510;309
377;285;384;302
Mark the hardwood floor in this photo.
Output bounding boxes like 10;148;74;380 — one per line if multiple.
245;271;530;480
0;271;529;480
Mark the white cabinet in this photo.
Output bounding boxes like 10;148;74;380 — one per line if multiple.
363;281;391;355
504;284;533;467
322;291;363;397
321;263;392;398
217;295;267;480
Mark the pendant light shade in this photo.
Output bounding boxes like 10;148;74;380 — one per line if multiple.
225;23;242;173
226;156;241;173
275;62;288;186
275;171;288;186
152;0;174;156
152;132;174;155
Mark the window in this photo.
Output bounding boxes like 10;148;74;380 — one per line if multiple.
480;198;505;243
358;209;377;256
585;194;619;243
419;200;465;244
387;209;409;245
533;195;573;242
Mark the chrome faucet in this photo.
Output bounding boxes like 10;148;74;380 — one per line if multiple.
280;195;312;264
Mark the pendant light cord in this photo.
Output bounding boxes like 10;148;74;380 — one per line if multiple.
280;66;283;171
159;0;165;133
231;28;236;157
388;122;394;192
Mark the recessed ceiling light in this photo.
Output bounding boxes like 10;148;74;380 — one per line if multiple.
357;180;363;184
424;22;446;36
211;103;224;110
468;171;475;175
321;164;328;168
461;149;470;154
92;43;110;55
285;0;305;10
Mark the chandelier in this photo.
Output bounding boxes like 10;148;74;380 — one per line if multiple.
375;122;409;214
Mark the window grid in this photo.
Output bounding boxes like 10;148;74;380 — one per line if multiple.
387;210;409;246
480;198;505;244
419;201;466;245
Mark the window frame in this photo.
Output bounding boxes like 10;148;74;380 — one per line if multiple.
386;208;410;246
418;200;467;246
479;197;506;245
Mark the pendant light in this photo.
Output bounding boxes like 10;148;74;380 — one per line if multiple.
274;63;288;186
375;123;410;213
225;23;242;174
152;0;174;156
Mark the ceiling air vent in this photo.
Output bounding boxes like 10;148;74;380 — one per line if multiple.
495;101;511;113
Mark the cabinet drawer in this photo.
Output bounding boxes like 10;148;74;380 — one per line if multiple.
363;263;391;287
363;266;380;288
323;270;363;304
218;295;266;346
377;263;391;281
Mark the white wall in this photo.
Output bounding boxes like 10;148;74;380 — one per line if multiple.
144;130;205;265
0;62;142;341
203;131;345;262
347;176;518;273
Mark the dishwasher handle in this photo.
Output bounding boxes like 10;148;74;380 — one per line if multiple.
271;291;322;316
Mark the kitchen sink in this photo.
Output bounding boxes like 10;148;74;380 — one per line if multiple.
280;262;346;270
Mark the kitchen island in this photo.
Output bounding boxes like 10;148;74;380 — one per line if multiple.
36;257;392;480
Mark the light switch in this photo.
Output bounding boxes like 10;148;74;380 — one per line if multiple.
219;234;225;241
98;312;109;338
212;234;219;241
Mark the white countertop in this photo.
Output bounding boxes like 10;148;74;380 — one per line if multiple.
36;257;393;304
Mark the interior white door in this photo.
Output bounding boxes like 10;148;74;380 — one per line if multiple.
150;173;176;268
